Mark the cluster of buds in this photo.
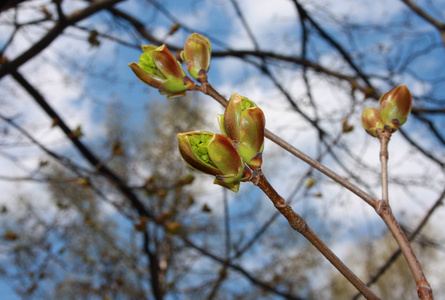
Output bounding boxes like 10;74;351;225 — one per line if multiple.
177;94;266;192
128;33;211;98
361;85;412;137
129;33;265;192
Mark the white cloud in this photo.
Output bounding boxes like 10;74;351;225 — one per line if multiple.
230;0;296;47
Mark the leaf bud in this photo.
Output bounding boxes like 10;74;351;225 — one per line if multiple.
219;93;266;169
180;33;211;83
361;107;384;137
129;44;194;98
177;131;250;192
379;85;412;132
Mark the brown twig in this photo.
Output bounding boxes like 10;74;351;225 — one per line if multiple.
376;200;433;299
232;128;347;260
400;0;445;48
0;0;125;80
376;130;433;299
250;170;379;300
355;188;445;299
378;131;391;205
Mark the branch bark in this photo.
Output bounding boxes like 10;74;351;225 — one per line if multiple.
354;188;445;299
0;0;124;80
375;130;433;300
252;171;379;300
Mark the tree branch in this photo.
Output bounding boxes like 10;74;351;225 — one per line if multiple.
9;69;151;218
0;0;124;80
252;171;379;299
353;187;445;299
400;0;445;47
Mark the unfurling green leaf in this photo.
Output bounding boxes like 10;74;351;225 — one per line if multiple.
129;44;194;98
177;131;251;192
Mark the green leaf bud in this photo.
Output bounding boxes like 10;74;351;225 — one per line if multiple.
222;93;266;169
361;106;384;137
129;44;194;98
379;85;412;132
180;33;211;83
177;131;250;192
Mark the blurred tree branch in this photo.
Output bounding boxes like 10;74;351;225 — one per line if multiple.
0;0;124;79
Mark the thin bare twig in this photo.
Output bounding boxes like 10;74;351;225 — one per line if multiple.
251;170;379;300
354;187;445;300
0;0;125;79
378;131;391;204
400;0;445;47
377;201;433;299
375;130;433;300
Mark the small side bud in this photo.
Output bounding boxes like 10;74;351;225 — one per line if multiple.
342;118;354;133
88;30;100;47
361;107;384;137
180;33;211;83
379;85;412;132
